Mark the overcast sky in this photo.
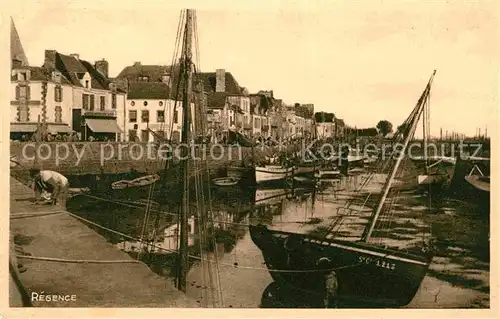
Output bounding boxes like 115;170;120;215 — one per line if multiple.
8;0;498;137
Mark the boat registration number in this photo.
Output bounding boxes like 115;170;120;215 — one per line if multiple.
358;256;396;271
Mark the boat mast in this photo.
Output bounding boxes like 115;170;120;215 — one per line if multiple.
422;87;429;174
362;70;436;242
177;9;194;292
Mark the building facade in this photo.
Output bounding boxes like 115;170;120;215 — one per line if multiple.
316;122;335;139
124;82;185;143
10;66;74;140
43;50;126;141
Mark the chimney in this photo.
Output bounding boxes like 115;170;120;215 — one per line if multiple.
70;53;80;60
215;69;225;92
134;61;141;66
95;59;109;78
12;59;22;69
44;49;57;70
161;73;170;84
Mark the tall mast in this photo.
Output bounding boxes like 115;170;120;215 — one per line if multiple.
362;70;436;242
177;9;194;293
422;87;428;174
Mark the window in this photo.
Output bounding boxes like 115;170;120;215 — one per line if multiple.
82;94;89;110
112;94;117;109
19;86;27;99
17;106;29;122
254;117;260;129
89;95;95;111
55;106;62;123
100;96;105;111
128;129;137;141
141;110;149;123
131;101;135;106
138;76;149;82
157;110;165;123
143;101;148;106
159;101;163;107
141;130;149;142
54;85;63;102
85;80;89;88
173;109;179;124
17;72;26;82
53;72;61;83
129;110;137;123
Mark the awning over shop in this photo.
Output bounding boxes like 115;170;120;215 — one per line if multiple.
10;123;37;133
86;118;122;133
47;124;74;134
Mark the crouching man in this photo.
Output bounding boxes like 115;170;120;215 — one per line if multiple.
30;168;69;206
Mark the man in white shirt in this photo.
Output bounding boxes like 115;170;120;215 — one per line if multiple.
29;168;69;206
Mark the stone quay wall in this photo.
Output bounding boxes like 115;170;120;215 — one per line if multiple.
9;142;258;175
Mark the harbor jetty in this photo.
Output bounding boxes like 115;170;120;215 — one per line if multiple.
9;177;198;307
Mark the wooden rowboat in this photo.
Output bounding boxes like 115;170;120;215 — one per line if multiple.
212;177;240;187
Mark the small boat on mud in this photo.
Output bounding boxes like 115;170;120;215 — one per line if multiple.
111;174;160;190
314;169;341;180
465;175;490;194
212;177;240;187
462;163;490;209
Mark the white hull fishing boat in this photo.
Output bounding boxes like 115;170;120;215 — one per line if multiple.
255;165;295;184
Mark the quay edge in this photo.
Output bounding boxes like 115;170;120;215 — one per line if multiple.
9;177;199;307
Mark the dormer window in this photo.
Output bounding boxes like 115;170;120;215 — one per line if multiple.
138;76;149;82
52;71;62;83
16;70;30;82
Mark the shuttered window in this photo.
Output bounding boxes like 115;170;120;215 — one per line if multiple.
55;106;62;123
54;85;63;102
89;95;95;111
82;94;89;109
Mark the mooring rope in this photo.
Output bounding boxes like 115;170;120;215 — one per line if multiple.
16;255;143;264
49;210;369;273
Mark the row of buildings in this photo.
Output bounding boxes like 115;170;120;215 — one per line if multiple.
10;20;346;143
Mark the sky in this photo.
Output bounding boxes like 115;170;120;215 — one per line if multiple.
7;0;499;137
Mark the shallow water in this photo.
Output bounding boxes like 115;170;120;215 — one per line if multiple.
67;171;490;308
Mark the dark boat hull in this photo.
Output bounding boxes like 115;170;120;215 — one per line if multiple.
463;176;490;211
249;225;432;307
295;164;318;177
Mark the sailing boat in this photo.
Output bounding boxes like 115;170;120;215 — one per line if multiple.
450;149;490;210
464;164;490;206
249;71;437;307
411;90;455;187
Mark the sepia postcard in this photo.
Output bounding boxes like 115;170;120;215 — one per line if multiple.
2;0;498;318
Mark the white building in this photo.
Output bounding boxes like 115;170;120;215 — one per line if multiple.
10;66;75;139
316;122;335;139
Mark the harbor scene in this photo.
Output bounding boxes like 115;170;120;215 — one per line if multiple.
8;1;495;313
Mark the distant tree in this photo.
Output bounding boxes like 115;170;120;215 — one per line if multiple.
376;120;393;137
315;112;335;123
397;123;408;134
